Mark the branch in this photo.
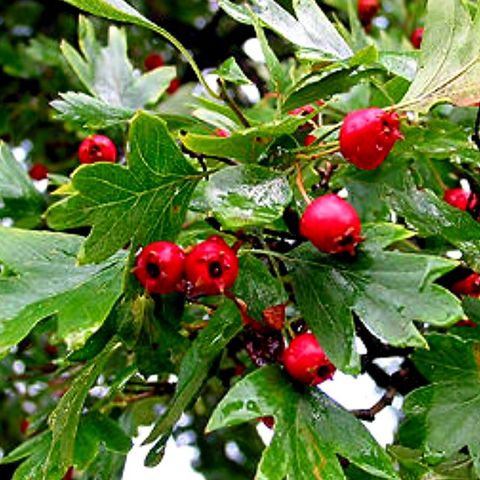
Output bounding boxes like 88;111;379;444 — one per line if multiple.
351;387;397;422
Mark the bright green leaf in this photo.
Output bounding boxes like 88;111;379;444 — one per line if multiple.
214;57;252;85
47;112;200;264
0;227;125;354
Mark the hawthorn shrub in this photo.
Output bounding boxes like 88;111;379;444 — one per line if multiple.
1;0;480;479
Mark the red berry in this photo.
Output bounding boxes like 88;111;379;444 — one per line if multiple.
134;241;185;295
340;108;402;170
411;27;424;49
167;78;181;94
456;319;477;328
358;0;380;26
260;416;275;429
451;273;480;297
288;105;316;116
303;134;317;147
214;128;230;138
443;187;478;211
78;135;117;164
20;419;29;435
185;236;239;296
300;194;362;255
28;163;48;180
144;52;165;71
282;332;336;385
63;467;74;480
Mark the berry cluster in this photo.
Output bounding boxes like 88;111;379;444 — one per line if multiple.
134;235;239;297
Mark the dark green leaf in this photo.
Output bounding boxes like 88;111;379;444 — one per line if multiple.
234;254;288;322
288;242;462;372
0;227;125;354
386;178;480;271
47;112;200;264
192;165;292;229
400;334;480;458
144;300;242;448
207;366;399;480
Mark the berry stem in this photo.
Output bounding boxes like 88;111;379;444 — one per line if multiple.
295;163;312;204
295;145;340;161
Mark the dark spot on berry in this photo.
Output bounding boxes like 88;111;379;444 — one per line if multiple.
317;365;332;378
208;261;223;278
337;232;354;247
146;262;161;278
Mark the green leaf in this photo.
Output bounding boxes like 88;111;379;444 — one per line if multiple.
180;114;309;163
288;242;462;372
400;334;480;458
0;227;125;353
214;57;252;86
400;0;480;112
43;340;120;478
207;366;399;480
234;255;288;322
192;165;292;229
362;223;414;252
144;300;242;451
59;17;176;111
47;112;200;264
61;0;154;29
251;13;291;94
51;92;134;128
219;0;352;60
0;141;46;228
386;178;480;271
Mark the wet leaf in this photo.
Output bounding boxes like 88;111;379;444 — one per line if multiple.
207;366;399;480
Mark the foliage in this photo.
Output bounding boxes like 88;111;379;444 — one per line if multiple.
2;0;480;479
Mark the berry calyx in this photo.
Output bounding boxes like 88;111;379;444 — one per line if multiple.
358;0;380;26
28;163;48;180
78;135;117;164
443;187;478;212
134;241;185;295
282;332;336;385
411;27;424;49
214;128;230;138
303;134;317;147
340;108;403;170
451;273;480;297
185;236;239;296
300;194;362;255
144;52;165;71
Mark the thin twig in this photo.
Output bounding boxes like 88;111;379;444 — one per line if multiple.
351;387;397;421
217;78;251;128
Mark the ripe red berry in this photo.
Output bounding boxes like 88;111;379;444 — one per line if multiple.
303;134;317;147
78;135;117;164
410;27;424;49
300;194;362;255
134;241;185;295
358;0;380;26
443;187;478;211
214;128;230;138
456;319;477;328
28;163;48;180
340;108;402;170
167;78;181;94
185;236;239;296
282;332;336;385
451;273;480;297
63;467;74;480
144;52;165;71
